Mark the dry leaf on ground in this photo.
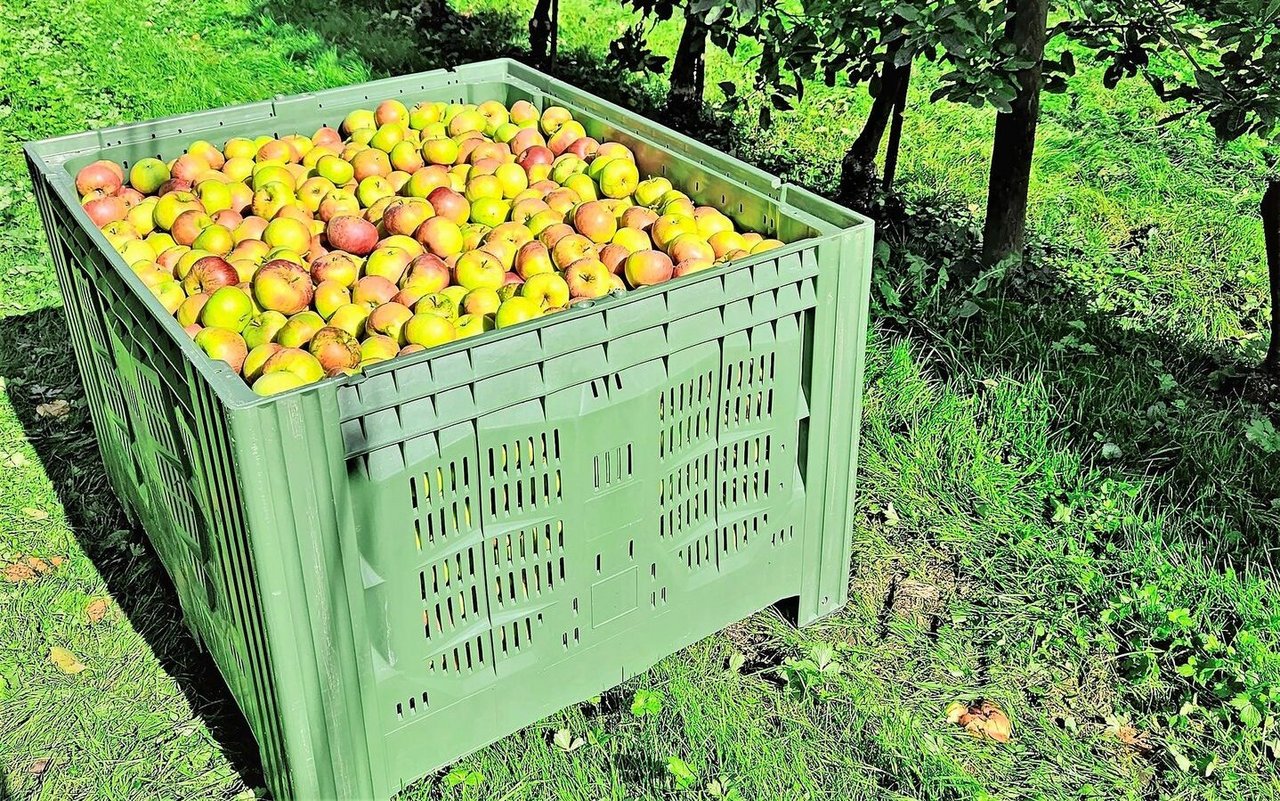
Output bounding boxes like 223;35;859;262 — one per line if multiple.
49;646;87;675
86;598;111;623
36;399;71;419
946;699;1013;743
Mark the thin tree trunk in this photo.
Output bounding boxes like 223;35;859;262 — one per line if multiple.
529;0;553;67
838;56;910;205
882;61;911;193
981;0;1050;266
670;9;708;110
1262;179;1280;373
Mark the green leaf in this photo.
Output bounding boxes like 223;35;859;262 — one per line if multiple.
631;688;664;717
666;756;697;790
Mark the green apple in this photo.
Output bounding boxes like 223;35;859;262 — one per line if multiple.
495;296;542;328
243;310;288;349
200;286;254;332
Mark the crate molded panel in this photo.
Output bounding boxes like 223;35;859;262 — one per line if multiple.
26;58;873;800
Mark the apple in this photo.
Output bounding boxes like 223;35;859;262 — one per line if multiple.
566;136;600;160
313;126;343;150
547;121;586;155
150;280;186;314
313;280;352;319
400;253;451;295
495;296;541;328
525;209;564;236
327;303;371;337
469;197;510;228
195;327;249;373
403;313;457;348
624;249;674;288
359;335;399;365
461;287;501;316
409;101;442;130
262;346;324;382
366;302;413;344
276;311;326;348
353;275;399;307
454;249;505;291
171;209;215;246
485;222;534;249
421;138;460;166
455;313;494;339
521;272;570;308
427;187;470;224
564;258;612;299
708;230;748;259
125;158;170;194
479;239;518;270
674;258;715;277
552;233;595;270
200;286;255;332
325;216;378;256
308;326;362;373
404;164;450;199
84;195;128;227
538;222;575;250
243;311;288;349
182;255;239;294
668;234;716;265
753;238;784;253
415;292;458;321
253;259;315;314
381;199;433;238
243;343;283;382
598;243;630;274
573;201;617;244
651;214;698;251
176;293;210;328
76;160;124;197
351;148;392;182
308;252;359;287
389;139;424;172
251;182;296;220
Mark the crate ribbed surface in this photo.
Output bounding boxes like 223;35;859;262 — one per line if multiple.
25;59;873;799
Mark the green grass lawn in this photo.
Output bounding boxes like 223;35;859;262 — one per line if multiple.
2;0;1280;799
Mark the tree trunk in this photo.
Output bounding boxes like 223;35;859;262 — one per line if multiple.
981;0;1050;266
670;10;708;110
1262;179;1280;373
529;0;553;67
838;56;910;206
882;61;911;193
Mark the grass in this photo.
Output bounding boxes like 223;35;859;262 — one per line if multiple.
1;0;1279;799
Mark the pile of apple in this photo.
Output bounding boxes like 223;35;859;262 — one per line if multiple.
74;98;785;395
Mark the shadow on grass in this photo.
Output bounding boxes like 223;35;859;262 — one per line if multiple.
0;307;263;795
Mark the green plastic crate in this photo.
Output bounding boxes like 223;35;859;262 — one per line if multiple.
25;59;873;800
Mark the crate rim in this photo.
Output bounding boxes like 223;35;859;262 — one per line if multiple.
25;58;872;411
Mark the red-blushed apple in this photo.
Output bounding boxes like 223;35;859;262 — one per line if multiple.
253;259;315;315
379;234;423;258
157;177;194;196
404;313;456;348
454;249;505;290
243;310;288;349
182;255;239;295
276;311;326;348
171;209;214;246
400;253;451;295
176;293;210;328
485;221;535;248
479;239;517;271
200;286;255;332
327;303;371;338
521;272;570;308
461;287;500;316
427;187;470;224
84;195;128;227
308;326;362;373
674;258;715;277
565;136;600;161
183;323;203;338
668;234;716;265
353;275;399;307
325;216;378;256
563;173;597;203
564;258;612;299
516;144;554;173
552;233;596;270
416;292;459;321
573;201;618;244
381;199;434;238
351;148;392;182
212;209;244;230
598;243;629;275
495;296;542;328
76;160;124;197
514;241;555;279
195;327;249;373
544;187;580;216
318;189;360;222
367;302;414;344
511;198;550;226
313;126;343;150
609;273;626;292
309;251;360;287
414;216;465;258
623;249;674;288
547;120;586;155
538;222;575;250
360;335;400;365
405;164;451;199
386;170;412;194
